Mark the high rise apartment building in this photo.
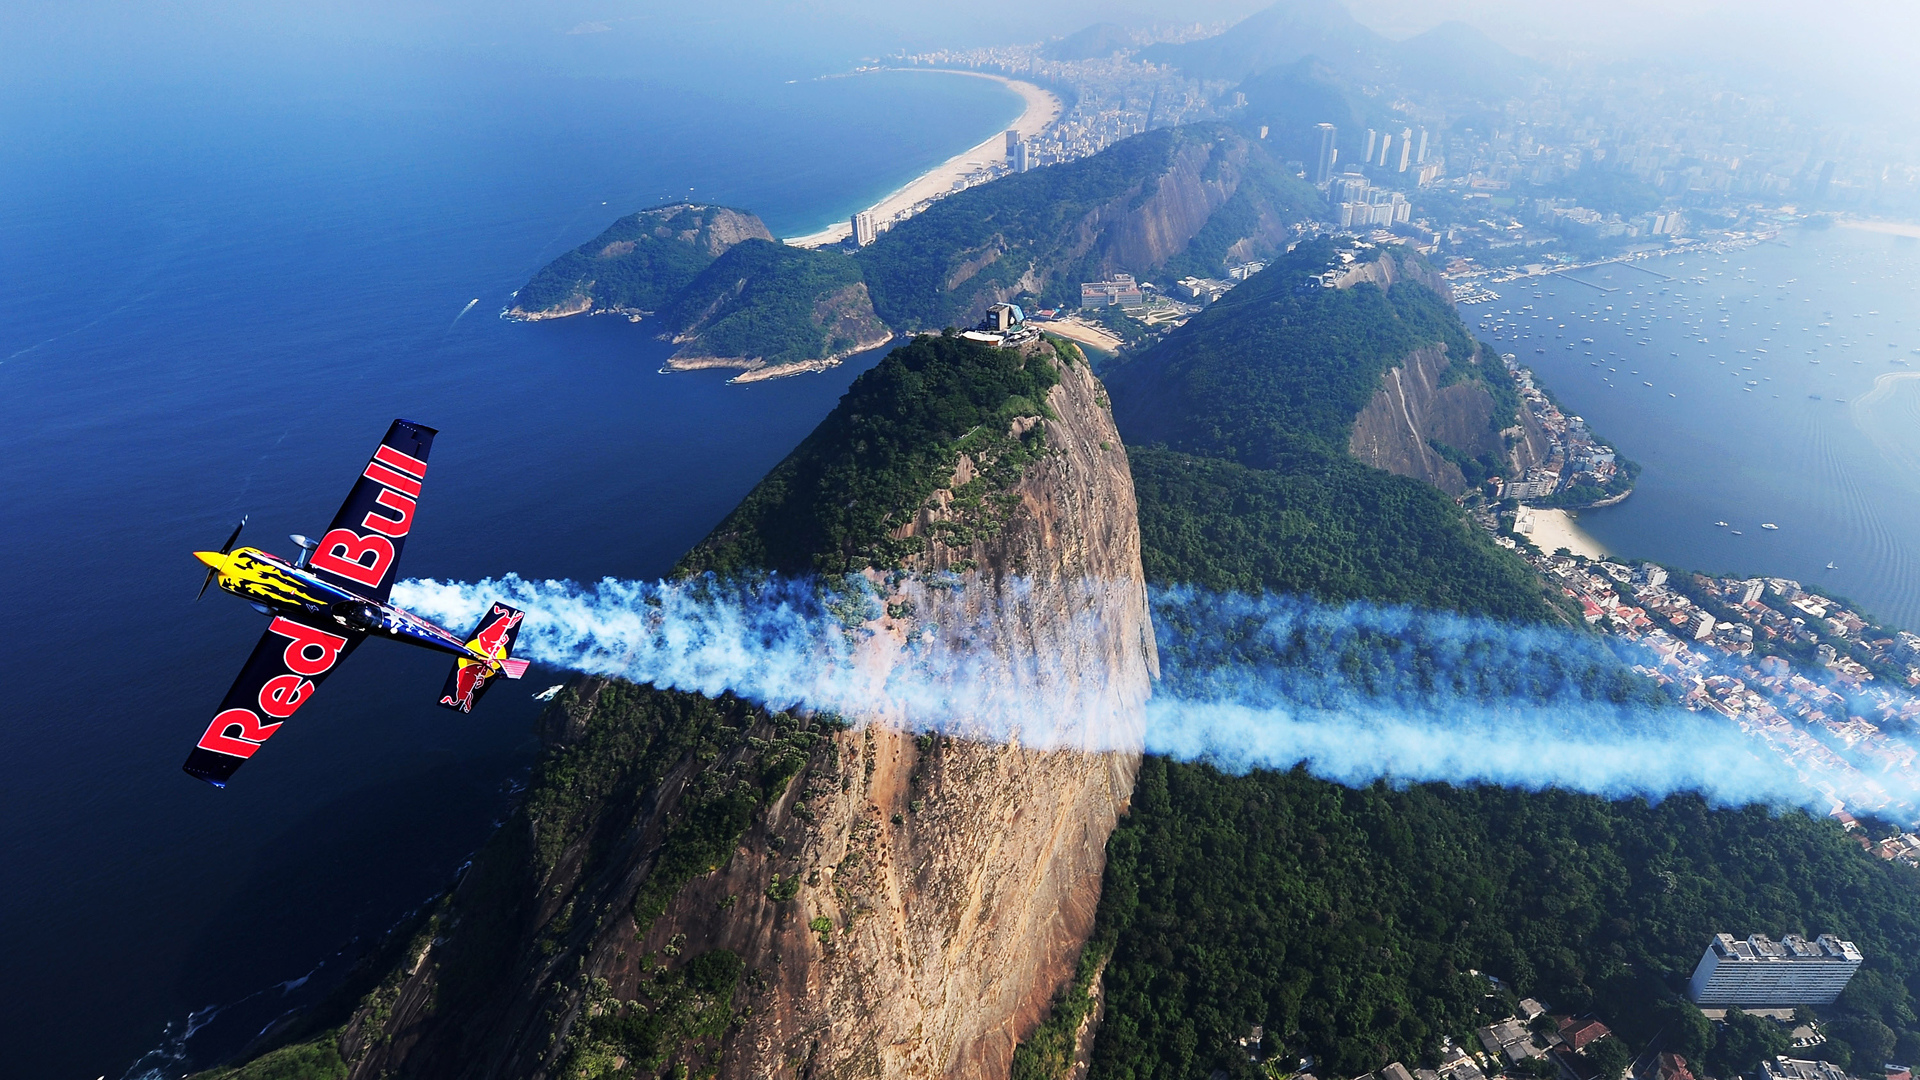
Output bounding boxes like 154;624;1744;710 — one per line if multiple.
1687;934;1862;1006
1313;123;1338;184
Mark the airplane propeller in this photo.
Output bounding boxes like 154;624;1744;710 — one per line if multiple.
197;515;248;601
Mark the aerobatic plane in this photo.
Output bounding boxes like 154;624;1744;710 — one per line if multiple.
185;419;530;786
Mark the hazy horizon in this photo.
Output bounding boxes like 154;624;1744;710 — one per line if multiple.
8;0;1917;139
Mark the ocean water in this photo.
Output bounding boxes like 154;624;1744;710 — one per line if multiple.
1479;227;1920;628
0;57;1021;1078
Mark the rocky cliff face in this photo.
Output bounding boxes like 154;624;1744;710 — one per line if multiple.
1329;248;1450;296
1340;254;1538;495
966;136;1292;327
1347;343;1495;494
859;127;1317;333
327;347;1156;1080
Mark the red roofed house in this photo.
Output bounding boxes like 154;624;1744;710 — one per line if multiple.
1656;1053;1697;1080
1559;1017;1612;1053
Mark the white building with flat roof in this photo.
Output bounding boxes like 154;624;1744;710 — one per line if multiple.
1688;934;1862;1006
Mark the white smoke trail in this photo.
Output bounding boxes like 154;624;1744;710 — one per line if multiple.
394;572;1148;752
392;575;1920;820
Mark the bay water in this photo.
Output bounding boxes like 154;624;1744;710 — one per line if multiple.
1479;227;1920;629
0;54;1020;1078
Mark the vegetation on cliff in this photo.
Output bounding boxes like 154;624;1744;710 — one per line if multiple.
1111;240;1479;470
513;204;772;316
661;239;885;368
193;1036;346;1080
1129;448;1554;622
678;333;1061;576
856;130;1183;328
1104;238;1559;622
855;126;1319;330
1078;762;1920;1080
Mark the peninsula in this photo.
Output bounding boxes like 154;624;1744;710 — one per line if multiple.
783;70;1062;249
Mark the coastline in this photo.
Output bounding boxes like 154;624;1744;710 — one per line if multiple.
784;70;1063;249
659;329;900;384
1041;316;1124;354
1514;505;1608;559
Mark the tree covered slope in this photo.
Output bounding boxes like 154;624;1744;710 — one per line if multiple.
676;332;1061;577
510;203;773;318
1103;237;1559;622
1083;765;1920;1080
659;239;888;370
857;126;1322;331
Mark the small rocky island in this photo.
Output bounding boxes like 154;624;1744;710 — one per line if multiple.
510;204;893;381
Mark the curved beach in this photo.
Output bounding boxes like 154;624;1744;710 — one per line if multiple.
785;70;1062;249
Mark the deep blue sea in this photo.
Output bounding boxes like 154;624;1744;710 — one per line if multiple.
1480;229;1920;629
0;55;1021;1078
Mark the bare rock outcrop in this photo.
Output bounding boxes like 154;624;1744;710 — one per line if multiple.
642;352;1153;1079
1347;343;1512;495
927;130;1299;328
332;347;1156;1080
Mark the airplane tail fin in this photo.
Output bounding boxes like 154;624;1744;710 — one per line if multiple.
436;602;527;713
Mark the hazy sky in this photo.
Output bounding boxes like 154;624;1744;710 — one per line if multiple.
5;0;1915;136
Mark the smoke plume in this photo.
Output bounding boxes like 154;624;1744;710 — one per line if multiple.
392;574;1920;820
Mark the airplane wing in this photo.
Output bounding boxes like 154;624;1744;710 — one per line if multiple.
183;614;367;786
306;419;437;603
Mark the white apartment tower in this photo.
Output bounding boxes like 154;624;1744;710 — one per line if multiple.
1416;127;1430;164
1688;934;1862;1006
1398;128;1413;172
1313;123;1338;184
851;210;878;248
1378;133;1393;167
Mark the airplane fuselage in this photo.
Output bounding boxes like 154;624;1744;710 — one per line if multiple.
194;546;492;667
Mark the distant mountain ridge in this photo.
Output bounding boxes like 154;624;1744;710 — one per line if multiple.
1138;1;1383;82
1143;0;1536;131
511;126;1325;376
857;124;1322;331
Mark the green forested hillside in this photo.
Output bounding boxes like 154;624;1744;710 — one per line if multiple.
856;131;1183;329
512;204;770;316
676;333;1062;577
1130;448;1555;622
1074;764;1920;1080
660;239;882;367
855;126;1320;331
1109;239;1470;470
1018;231;1920;1080
1103;238;1556;622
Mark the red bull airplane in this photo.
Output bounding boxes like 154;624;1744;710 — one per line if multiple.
185;419;530;787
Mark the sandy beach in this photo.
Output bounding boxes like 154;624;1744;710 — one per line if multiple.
1041;316;1124;354
785;70;1062;249
1514;505;1608;559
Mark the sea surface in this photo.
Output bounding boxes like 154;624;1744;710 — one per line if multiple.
1477;226;1920;628
0;56;1022;1079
